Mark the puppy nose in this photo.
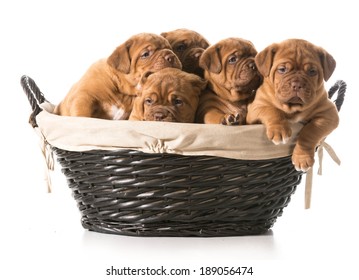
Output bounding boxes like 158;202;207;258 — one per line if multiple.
248;62;257;70
154;112;165;121
193;49;204;59
165;53;175;64
291;81;302;91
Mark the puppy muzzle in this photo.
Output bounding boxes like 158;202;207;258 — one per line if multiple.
145;107;177;122
278;78;312;105
181;48;206;76
235;59;258;80
233;60;263;95
152;50;182;71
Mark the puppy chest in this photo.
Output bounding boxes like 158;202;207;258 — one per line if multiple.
110;106;127;120
103;101;134;120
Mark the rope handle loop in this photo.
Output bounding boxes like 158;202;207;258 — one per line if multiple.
328;80;346;112
20;75;47;127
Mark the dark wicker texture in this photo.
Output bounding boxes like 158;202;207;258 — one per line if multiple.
21;75;346;237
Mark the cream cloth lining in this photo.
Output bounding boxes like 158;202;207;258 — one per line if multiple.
36;102;302;159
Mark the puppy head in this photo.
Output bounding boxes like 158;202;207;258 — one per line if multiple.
107;33;182;82
255;38;336;113
130;68;207;122
199;37;263;103
161;28;210;77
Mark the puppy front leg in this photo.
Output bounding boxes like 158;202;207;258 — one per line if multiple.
203;109;243;125
247;105;292;144
221;112;245;125
201;109;224;124
292;111;339;171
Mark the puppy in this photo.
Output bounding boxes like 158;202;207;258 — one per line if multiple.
129;68;207;123
195;38;263;125
246;39;339;172
161;28;210;77
54;33;182;119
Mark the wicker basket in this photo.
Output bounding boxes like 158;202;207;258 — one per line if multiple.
20;75;346;237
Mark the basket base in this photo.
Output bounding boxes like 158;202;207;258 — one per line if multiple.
53;148;302;237
81;219;277;237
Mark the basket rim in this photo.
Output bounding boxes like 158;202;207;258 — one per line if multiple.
35;101;303;161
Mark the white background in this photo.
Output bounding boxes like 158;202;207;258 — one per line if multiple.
1;0;358;279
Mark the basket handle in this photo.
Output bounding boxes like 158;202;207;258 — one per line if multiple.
20;75;47;127
328;80;346;112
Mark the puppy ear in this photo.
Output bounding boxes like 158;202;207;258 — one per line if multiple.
255;44;278;77
318;48;336;81
190;75;208;94
201;38;210;49
199;46;222;74
136;71;154;94
107;40;132;73
160;32;168;38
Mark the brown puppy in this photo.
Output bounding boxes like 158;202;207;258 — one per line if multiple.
246;39;339;172
161;28;210;77
195;38;263;125
54;33;182;119
129;68;207;123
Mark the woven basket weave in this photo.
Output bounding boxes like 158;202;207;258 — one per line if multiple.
21;75;346;237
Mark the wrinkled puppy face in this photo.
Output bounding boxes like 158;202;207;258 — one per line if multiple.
161;29;210;77
255;39;336;114
199;38;262;102
132;68;207;122
107;33;182;84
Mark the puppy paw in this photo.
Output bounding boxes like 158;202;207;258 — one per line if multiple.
292;153;315;172
221;113;246;125
266;123;292;145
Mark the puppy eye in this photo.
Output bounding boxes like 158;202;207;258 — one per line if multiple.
173;98;183;106
277;66;287;74
307;68;318;76
144;98;153;105
228;55;238;64
140;50;152;59
175;43;187;52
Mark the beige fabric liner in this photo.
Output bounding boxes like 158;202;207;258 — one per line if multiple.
36;102;304;160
